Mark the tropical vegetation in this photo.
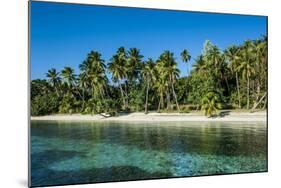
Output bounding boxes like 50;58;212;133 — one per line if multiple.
31;37;267;117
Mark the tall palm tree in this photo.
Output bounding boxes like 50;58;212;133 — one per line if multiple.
252;38;267;108
155;74;167;112
61;66;76;90
157;51;180;111
46;68;61;96
238;40;255;109
205;42;230;92
180;49;191;76
108;51;128;109
77;72;88;110
193;55;207;73
141;58;155;114
225;45;241;108
79;51;107;100
87;51;106;70
127;48;143;82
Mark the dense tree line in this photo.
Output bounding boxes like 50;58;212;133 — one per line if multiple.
31;36;267;117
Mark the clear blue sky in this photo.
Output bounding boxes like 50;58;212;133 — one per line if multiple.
30;1;267;80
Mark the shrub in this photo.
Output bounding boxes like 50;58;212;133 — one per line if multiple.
31;93;59;116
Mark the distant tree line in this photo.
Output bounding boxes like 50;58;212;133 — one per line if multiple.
31;36;267;117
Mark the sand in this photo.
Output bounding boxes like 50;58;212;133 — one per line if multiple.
31;111;266;122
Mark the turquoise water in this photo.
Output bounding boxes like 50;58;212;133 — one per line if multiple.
31;120;267;187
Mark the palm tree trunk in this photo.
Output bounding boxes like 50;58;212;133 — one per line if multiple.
247;74;250;109
224;76;230;92
124;81;129;109
171;77;180;112
166;90;171;110
118;80;126;109
158;93;164;112
251;92;267;112
54;84;60;97
235;72;241;108
81;89;85;111
144;82;149;114
157;100;161;112
253;81;261;109
263;94;267;109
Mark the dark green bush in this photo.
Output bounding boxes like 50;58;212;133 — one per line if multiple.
31;93;59;116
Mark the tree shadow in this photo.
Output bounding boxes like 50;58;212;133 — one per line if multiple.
218;110;231;118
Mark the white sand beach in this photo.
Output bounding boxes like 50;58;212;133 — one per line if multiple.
31;111;266;122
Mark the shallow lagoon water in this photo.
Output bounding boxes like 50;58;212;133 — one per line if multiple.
31;120;267;187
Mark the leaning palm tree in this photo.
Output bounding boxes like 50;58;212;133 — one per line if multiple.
46;68;61;96
251;38;267;109
141;58;155;114
225;45;241;108
180;49;191;76
201;92;222;117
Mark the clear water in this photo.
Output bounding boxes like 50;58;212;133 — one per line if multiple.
30;120;267;187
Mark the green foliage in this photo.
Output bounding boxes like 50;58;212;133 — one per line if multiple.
201;92;222;117
84;98;120;115
31;93;59;116
180;106;191;113
31;37;267;116
59;92;77;114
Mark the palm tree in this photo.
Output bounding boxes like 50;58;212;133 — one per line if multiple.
155;75;167;112
87;51;106;70
61;66;76;91
180;49;191;76
252;39;267;109
141;58;155;114
201;92;222;117
225;45;241;108
238;40;255;109
127;48;143;82
157;51;180;111
193;55;207;73
46;68;61;96
77;72;88;110
108;51;128;109
80;51;108;99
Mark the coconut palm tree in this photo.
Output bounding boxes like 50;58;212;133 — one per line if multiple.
201;92;222;117
155;74;168;112
193;55;207;73
141;58;155;114
61;66;76;90
252;38;267;109
87;51;106;70
225;45;241;108
238;40;255;109
46;68;61;96
127;48;143;82
108;51;128;109
157;51;180;111
180;49;191;76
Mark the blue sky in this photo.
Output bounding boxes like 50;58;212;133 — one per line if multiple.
30;1;267;80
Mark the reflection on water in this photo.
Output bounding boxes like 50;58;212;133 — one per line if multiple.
31;121;267;187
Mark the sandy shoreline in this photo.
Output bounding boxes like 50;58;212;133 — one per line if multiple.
31;111;266;122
